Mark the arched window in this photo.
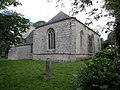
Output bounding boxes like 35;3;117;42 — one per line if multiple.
98;38;100;50
80;31;84;47
48;28;55;49
88;35;92;53
88;34;95;53
91;35;95;53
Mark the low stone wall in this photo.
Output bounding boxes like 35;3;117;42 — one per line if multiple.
8;45;32;60
8;47;17;60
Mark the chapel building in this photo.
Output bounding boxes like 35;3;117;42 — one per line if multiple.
8;11;101;61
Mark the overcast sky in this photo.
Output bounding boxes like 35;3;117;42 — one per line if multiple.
9;0;73;22
8;0;110;40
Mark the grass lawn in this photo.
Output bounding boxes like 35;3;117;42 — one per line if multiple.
0;59;86;90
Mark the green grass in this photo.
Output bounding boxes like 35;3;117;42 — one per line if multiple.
0;59;86;90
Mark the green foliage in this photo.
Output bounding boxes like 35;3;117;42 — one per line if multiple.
107;31;116;44
73;50;120;90
0;0;29;57
102;31;116;49
94;50;116;60
104;0;120;19
0;0;21;9
114;22;120;56
33;20;46;27
0;12;29;57
102;40;109;49
0;59;85;90
0;12;29;45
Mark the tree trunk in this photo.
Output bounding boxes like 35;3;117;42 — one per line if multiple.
115;21;120;58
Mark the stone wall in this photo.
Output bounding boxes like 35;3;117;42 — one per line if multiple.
33;18;101;61
33;19;74;61
8;45;32;60
8;47;18;60
75;19;100;57
75;20;88;55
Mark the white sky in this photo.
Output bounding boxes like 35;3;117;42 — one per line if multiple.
8;0;110;40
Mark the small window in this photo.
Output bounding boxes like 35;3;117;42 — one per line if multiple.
48;28;55;49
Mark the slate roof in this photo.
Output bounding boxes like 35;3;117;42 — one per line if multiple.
16;31;33;46
46;11;70;24
36;11;71;29
25;30;33;45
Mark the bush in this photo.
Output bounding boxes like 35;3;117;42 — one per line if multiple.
94;50;116;60
73;50;120;90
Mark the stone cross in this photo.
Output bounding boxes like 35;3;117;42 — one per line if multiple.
46;58;52;78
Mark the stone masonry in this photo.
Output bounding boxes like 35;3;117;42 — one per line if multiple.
33;12;101;61
8;11;101;61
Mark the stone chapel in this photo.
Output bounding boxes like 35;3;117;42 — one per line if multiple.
8;11;101;61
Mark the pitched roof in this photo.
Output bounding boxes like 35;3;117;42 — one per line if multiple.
16;31;34;46
25;30;33;45
46;11;70;24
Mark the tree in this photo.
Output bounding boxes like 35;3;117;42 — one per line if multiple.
107;31;116;48
102;31;116;49
33;20;46;27
103;0;120;56
0;0;21;9
0;0;29;57
102;40;109;49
